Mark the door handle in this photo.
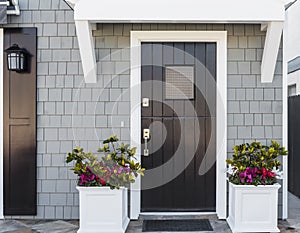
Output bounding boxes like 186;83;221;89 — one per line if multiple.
143;129;150;156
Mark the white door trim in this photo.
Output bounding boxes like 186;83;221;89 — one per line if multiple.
0;28;4;219
282;21;288;219
130;31;227;220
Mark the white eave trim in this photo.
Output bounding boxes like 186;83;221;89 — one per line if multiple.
74;0;285;22
71;0;285;83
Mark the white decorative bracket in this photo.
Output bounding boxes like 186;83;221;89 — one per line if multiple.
75;20;97;83
65;0;97;83
261;21;284;83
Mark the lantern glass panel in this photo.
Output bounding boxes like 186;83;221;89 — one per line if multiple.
8;53;18;70
7;54;11;70
16;54;20;70
20;53;24;70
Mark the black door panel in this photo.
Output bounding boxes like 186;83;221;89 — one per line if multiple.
141;42;216;212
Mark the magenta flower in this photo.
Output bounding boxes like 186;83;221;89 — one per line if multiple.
79;174;89;185
124;166;130;173
239;171;247;183
79;172;97;185
239;167;260;184
117;167;123;175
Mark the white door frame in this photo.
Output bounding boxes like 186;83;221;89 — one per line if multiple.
130;31;228;220
0;28;4;219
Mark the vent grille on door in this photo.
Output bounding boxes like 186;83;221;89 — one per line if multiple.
165;66;194;100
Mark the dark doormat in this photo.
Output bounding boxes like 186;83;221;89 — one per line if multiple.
142;219;213;232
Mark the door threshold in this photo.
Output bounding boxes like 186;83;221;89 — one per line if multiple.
140;212;217;216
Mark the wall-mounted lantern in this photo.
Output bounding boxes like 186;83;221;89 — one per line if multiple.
5;44;30;72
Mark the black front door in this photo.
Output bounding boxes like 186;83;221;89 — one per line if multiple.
141;42;216;212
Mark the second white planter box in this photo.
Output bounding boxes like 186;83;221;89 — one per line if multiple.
77;186;130;233
227;182;281;233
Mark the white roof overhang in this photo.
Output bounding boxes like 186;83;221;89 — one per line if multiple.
68;0;286;83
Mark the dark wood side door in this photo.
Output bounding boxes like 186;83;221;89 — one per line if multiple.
141;42;216;212
3;28;37;215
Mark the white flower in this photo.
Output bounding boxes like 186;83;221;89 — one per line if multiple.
227;165;236;175
272;167;283;179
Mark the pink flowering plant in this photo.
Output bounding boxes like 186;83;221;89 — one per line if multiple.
66;135;145;189
226;141;287;186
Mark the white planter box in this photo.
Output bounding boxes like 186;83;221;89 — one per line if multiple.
77;187;130;233
227;182;281;233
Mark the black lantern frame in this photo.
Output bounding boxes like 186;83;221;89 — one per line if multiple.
5;44;30;73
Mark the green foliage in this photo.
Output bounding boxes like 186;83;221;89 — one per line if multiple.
66;147;104;187
66;135;145;189
226;140;288;185
98;135;139;172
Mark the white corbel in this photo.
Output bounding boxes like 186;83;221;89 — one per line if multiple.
261;21;284;83
75;20;97;83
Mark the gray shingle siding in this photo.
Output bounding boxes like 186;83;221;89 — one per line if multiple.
3;0;282;219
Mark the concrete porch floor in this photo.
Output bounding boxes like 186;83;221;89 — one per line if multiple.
0;192;299;233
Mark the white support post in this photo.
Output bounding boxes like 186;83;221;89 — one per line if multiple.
261;21;284;83
216;33;228;219
75;20;97;83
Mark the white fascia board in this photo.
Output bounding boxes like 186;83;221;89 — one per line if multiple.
261;21;284;83
74;0;285;23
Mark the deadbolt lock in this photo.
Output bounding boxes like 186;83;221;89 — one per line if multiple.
142;98;149;107
143;129;150;139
